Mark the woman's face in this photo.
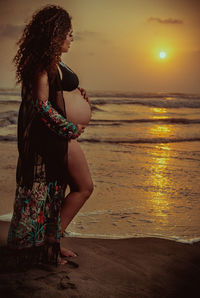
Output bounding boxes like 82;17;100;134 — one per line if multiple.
61;27;74;53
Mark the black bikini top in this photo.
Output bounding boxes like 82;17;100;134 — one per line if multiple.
56;61;79;91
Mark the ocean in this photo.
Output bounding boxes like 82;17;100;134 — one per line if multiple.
0;89;200;243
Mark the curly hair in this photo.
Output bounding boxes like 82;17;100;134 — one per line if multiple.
13;4;72;86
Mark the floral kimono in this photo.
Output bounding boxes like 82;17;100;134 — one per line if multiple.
6;68;78;267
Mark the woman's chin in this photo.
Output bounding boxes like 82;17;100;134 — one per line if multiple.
61;48;69;53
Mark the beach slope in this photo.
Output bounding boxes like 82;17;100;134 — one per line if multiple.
0;220;200;298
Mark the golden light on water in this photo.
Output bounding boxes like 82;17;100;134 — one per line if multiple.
145;106;175;226
147;144;172;225
151;108;167;114
150;125;171;137
150;107;174;138
151;107;169;119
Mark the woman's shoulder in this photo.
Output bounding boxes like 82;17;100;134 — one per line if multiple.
32;66;60;94
33;66;48;80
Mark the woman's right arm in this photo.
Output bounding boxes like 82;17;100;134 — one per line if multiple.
32;70;83;139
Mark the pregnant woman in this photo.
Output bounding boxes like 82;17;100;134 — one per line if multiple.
6;4;93;266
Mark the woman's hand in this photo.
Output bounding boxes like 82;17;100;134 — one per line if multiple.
76;123;86;137
78;87;91;106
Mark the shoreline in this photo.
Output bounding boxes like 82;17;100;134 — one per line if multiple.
1;213;200;245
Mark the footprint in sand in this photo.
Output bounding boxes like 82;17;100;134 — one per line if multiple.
59;276;77;290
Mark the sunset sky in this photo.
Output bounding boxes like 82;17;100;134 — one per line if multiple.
0;0;199;93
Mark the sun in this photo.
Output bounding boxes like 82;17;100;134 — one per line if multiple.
152;46;172;62
159;51;166;59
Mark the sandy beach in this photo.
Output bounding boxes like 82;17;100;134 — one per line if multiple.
0;142;17;216
0;220;200;298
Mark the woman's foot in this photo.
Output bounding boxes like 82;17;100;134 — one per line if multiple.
60;246;78;257
57;254;68;265
46;249;68;265
45;241;70;265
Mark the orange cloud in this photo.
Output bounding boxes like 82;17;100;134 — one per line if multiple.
148;17;183;25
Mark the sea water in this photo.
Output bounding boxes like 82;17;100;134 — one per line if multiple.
0;89;200;243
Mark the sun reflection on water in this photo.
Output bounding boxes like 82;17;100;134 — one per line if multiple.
148;144;172;225
150;125;171;137
146;107;176;225
151;107;167;114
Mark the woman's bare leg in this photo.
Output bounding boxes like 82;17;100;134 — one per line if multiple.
60;139;93;257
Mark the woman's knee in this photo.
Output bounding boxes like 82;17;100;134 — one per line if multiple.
81;180;94;200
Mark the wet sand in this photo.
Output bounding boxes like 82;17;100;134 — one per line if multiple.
0;142;17;216
0;220;200;298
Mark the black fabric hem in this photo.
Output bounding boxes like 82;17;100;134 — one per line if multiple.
0;238;65;272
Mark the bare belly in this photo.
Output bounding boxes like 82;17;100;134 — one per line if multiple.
63;88;91;126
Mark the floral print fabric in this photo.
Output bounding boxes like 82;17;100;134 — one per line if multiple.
33;98;78;139
7;180;65;249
